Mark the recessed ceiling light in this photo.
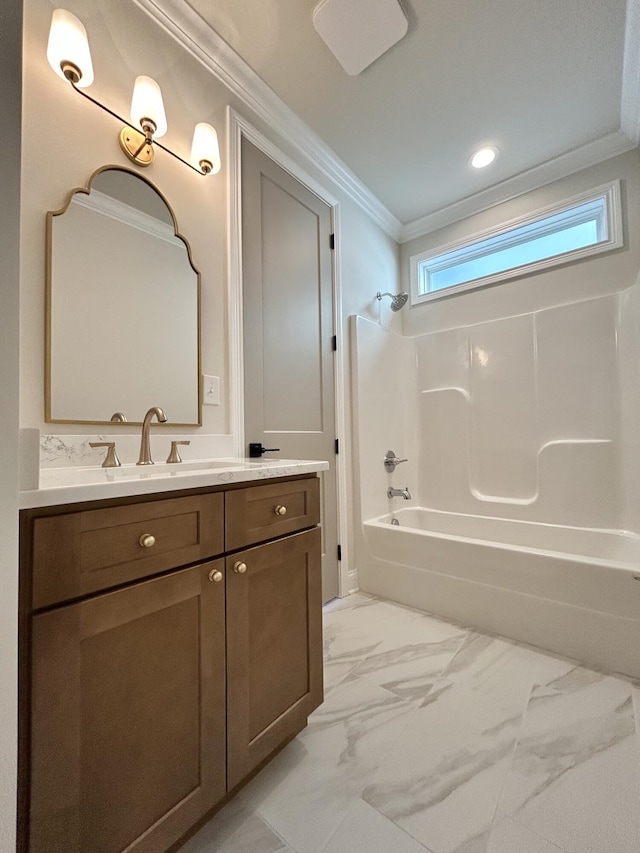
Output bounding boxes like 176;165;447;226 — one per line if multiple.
470;146;499;169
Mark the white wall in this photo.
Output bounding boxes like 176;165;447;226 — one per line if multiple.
617;280;640;533
350;317;417;521
0;1;22;848
337;199;400;587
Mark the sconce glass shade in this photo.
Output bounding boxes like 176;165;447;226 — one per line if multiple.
47;8;94;87
190;123;221;175
130;76;167;138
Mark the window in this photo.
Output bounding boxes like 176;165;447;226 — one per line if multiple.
410;181;622;304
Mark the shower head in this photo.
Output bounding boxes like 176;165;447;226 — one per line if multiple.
376;291;409;312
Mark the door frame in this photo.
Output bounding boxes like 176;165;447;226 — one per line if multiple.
226;106;350;597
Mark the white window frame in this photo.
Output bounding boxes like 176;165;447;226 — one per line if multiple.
410;180;623;305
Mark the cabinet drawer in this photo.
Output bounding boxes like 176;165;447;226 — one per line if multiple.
225;477;320;551
32;493;223;609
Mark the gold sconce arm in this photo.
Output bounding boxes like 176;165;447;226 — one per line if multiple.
69;82;210;174
48;8;221;175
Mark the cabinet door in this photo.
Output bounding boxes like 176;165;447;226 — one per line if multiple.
226;528;323;789
29;560;226;853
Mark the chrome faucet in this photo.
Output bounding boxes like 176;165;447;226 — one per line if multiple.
384;450;408;472
137;406;168;465
387;486;411;500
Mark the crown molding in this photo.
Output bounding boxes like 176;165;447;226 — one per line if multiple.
133;0;639;247
131;0;403;240
399;130;636;244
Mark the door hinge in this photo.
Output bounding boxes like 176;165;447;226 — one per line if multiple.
329;233;335;250
335;438;339;454
337;544;342;561
331;335;337;351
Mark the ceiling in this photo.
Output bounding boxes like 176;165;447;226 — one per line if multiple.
179;0;637;233
184;0;631;230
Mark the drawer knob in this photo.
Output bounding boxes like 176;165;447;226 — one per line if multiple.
274;505;287;517
139;533;156;548
233;561;247;574
208;569;223;584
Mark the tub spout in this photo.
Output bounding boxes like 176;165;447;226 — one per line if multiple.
387;486;411;500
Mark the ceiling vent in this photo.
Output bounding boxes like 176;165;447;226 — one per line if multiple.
313;0;408;76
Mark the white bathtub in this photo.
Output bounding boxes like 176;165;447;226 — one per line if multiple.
362;507;640;678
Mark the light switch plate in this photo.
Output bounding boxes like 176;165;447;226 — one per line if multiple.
203;375;220;406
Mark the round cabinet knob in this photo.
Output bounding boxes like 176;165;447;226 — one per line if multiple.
233;561;247;574
208;569;223;584
139;533;156;548
274;505;287;517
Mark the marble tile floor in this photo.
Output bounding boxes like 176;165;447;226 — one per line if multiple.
180;592;640;853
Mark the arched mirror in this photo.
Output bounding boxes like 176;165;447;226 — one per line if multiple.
46;166;201;425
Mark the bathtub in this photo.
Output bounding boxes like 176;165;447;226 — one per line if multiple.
361;507;640;678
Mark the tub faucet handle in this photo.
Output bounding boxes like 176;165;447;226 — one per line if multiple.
384;450;408;472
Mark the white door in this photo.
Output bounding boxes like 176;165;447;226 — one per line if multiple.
241;138;339;603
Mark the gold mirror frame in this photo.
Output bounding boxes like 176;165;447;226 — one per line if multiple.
45;165;202;427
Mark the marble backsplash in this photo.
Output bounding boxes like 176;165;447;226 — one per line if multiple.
35;431;235;470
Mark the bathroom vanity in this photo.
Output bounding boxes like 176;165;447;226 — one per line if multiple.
18;461;327;853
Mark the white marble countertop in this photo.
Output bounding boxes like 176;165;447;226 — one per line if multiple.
20;458;330;509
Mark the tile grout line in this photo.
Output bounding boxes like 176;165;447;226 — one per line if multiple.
503;812;568;852
314;798;436;853
353;626;472;703
419;628;474;695
484;668;538;848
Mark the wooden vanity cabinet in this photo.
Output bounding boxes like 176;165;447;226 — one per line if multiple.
21;475;323;853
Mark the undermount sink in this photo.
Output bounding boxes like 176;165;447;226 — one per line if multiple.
38;458;263;488
139;459;253;473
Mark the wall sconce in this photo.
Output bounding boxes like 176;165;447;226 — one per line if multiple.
46;8;221;175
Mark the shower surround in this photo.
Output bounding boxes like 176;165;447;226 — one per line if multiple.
352;285;640;678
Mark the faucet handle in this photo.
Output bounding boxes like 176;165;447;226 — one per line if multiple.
166;440;191;464
384;450;408;472
89;441;121;468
